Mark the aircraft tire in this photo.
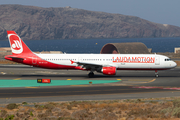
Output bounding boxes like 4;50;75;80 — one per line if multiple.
156;74;158;78
88;72;94;78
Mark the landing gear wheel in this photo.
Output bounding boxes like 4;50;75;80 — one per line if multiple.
88;72;94;78
155;74;158;78
155;70;158;78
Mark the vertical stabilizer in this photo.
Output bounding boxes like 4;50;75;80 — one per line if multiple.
7;31;33;55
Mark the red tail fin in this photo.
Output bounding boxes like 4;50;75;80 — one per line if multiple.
7;31;33;55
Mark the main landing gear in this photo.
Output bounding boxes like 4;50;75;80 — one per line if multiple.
155;70;158;77
88;72;94;78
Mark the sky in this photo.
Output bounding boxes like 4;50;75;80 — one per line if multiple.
1;0;180;27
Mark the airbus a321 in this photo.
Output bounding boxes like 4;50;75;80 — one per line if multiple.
5;31;177;77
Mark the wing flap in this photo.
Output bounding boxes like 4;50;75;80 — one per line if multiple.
70;60;118;70
76;61;102;67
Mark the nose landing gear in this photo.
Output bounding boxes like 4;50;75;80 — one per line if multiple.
155;70;158;77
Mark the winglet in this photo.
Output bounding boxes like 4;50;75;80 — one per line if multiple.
7;31;16;35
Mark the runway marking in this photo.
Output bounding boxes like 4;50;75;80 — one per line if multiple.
132;86;180;91
132;86;161;89
127;79;150;81
13;78;21;80
163;88;180;90
71;85;89;87
67;79;72;80
148;79;156;83
1;72;6;75
133;79;156;84
111;84;131;86
25;87;38;88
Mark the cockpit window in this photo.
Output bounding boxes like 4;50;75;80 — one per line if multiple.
165;58;171;61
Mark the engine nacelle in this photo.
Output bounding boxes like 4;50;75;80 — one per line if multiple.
99;67;116;75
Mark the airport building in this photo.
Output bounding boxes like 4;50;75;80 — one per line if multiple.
100;42;150;54
174;48;180;53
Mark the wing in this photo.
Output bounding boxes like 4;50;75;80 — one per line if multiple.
70;60;102;70
78;61;102;69
70;60;118;71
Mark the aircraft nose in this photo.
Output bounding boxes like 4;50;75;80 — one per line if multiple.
174;62;177;67
172;61;177;68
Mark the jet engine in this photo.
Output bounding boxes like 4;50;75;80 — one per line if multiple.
97;66;116;75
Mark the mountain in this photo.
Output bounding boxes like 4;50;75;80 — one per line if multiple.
0;4;180;40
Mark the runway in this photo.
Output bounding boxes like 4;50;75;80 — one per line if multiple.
0;65;180;104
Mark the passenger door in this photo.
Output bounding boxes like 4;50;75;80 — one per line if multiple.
155;56;160;65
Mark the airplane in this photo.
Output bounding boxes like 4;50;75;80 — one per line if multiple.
5;31;177;78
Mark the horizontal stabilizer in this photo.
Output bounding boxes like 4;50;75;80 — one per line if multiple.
5;55;24;60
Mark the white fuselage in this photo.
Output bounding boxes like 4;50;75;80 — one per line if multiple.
36;53;176;70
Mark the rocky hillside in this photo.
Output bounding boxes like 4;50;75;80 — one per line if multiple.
0;5;180;40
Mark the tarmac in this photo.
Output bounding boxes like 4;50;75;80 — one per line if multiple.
0;65;180;104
